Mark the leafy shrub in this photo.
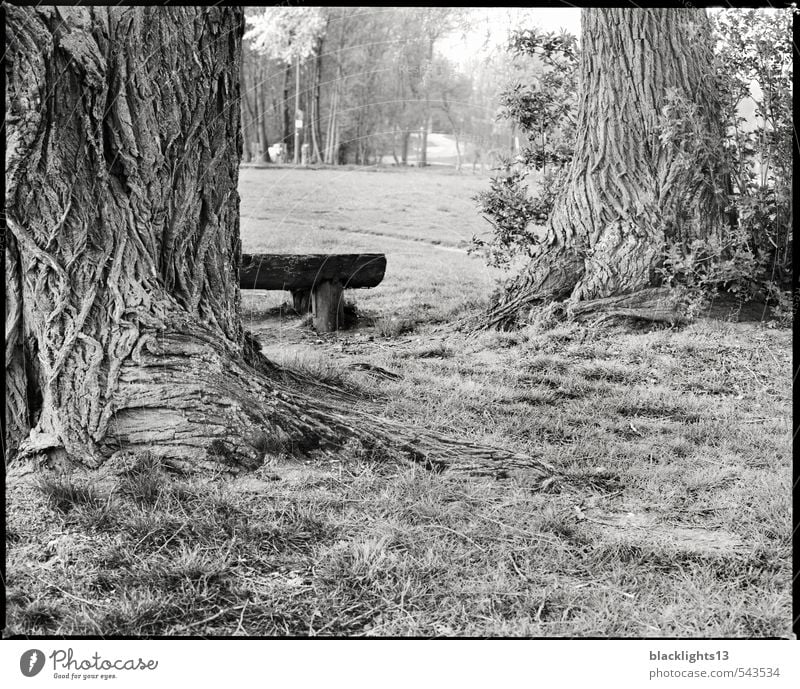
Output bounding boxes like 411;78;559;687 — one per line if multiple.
470;168;567;270
470;171;538;269
470;28;577;269
656;10;793;319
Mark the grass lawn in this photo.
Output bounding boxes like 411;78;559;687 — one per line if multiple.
238;164;503;323
5;166;792;637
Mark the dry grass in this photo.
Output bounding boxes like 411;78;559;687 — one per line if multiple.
5;166;792;638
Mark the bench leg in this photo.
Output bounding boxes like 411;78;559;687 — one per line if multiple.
291;289;311;314
312;279;344;332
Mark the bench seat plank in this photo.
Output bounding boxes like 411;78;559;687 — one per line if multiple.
239;253;386;291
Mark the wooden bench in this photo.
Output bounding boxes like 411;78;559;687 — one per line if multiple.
239;253;387;332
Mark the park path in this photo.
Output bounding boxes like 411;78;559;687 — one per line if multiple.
330;226;470;254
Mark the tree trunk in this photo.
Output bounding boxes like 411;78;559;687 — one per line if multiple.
242;66;260;161
333;111;342;166
293;59;301;165
5;6;554;483
257;64;272;164
311;48;323;164
391;126;400;166
282;61;292;159
255;64;271;164
325;88;336;165
240;100;252;163
5;6;244;464
485;8;727;329
400;130;411;165
325;72;341;166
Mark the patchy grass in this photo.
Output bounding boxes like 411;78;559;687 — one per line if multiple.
373;315;418;338
6;320;791;637
36;475;105;513
5;168;791;637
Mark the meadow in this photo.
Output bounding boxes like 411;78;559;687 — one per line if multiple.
5;165;792;637
238;164;502;323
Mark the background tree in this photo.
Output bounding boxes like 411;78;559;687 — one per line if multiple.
412;7;471;167
245;6;326;163
238;7;518;168
4;5;552;482
427;56;473;171
241;37;277;163
459;49;531;165
483;8;730;328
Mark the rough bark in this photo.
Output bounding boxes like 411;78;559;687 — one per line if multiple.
5;232;29;455
485;9;726;329
5;6;244;464
5;6;555;484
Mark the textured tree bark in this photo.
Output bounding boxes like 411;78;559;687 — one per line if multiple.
485;9;727;329
5;6;555;483
5;232;30;454
5;6;244;464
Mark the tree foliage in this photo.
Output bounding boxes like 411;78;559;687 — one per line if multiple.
653;9;793;318
245;7;327;62
240;7;518;166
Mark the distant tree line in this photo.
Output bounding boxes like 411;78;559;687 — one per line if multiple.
241;7;539;168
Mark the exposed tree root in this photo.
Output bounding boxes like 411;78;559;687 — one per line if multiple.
479;280;689;333
12;316;558;487
568;288;690;327
239;342;559;485
468;248;582;332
